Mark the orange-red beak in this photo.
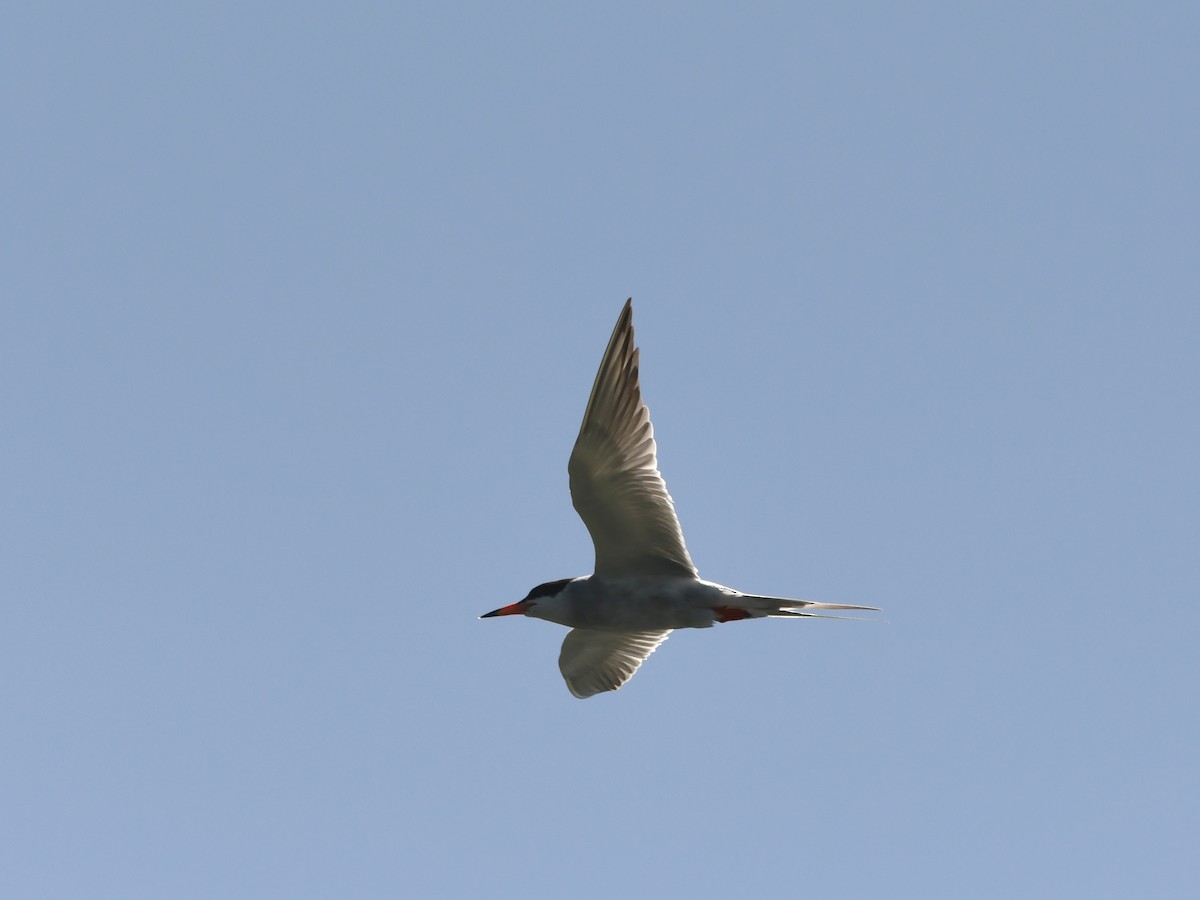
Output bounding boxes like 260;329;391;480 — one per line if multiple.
480;600;533;618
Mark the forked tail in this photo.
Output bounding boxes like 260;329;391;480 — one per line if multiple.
713;593;880;623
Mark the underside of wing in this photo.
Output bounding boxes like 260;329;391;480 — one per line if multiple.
558;628;671;699
568;299;697;578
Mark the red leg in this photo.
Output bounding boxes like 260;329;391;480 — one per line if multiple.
712;605;751;623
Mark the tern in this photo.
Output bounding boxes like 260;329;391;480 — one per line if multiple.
482;299;877;698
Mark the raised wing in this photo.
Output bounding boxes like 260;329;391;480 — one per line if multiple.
558;628;671;699
568;299;697;578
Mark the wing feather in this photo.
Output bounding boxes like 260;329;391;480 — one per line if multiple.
558;628;671;698
568;300;697;578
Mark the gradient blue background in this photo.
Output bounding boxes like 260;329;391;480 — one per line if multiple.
4;3;1197;898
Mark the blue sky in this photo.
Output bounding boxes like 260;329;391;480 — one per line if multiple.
3;3;1197;898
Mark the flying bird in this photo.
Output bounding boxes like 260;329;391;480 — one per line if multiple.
482;299;877;697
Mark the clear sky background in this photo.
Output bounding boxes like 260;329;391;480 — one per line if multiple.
3;3;1197;898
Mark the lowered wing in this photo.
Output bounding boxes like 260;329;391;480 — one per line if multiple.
558;628;671;698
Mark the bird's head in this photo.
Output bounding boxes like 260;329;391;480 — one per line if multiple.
480;577;576;623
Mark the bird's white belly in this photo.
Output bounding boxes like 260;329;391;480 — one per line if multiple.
566;576;728;630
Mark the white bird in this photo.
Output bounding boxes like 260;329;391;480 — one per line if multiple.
482;299;877;698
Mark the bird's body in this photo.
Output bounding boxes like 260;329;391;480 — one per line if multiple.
516;575;849;631
482;299;876;698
